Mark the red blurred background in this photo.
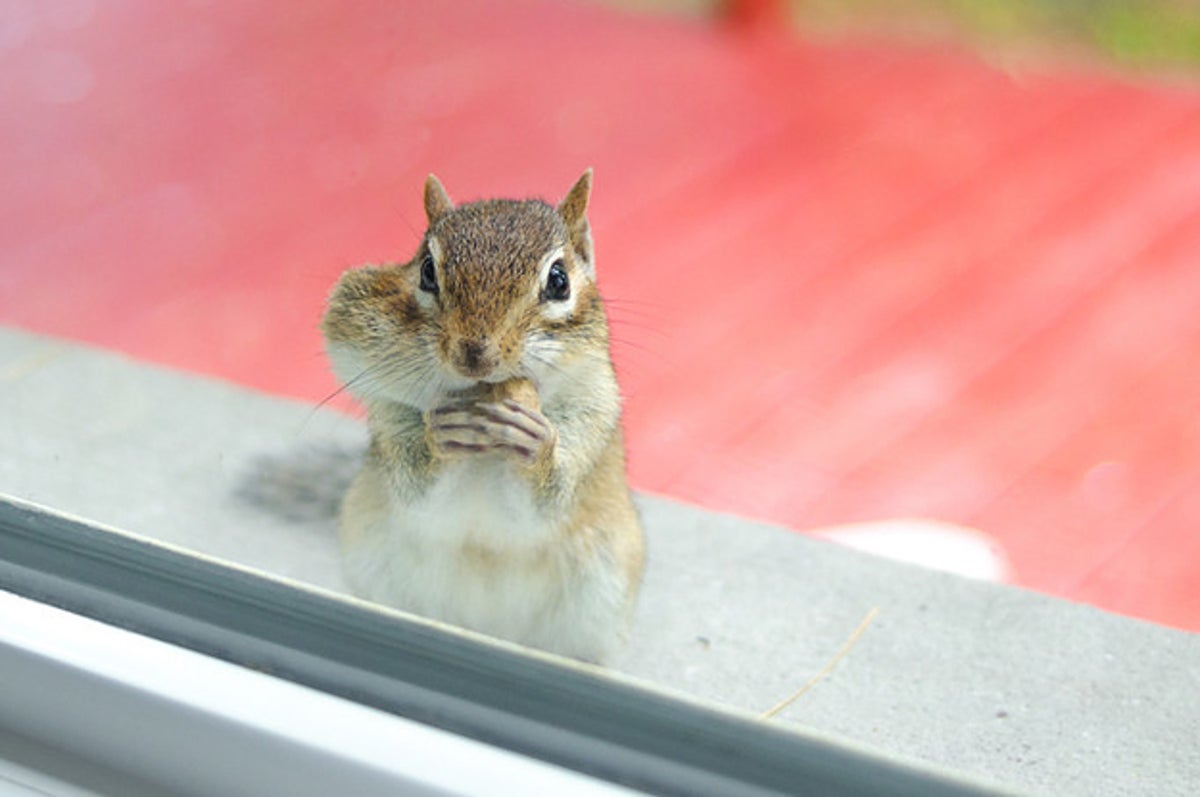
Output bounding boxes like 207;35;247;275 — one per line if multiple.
3;0;1199;629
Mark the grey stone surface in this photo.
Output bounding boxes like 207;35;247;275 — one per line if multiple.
2;326;1197;796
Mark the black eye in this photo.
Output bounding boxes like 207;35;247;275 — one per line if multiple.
419;253;438;294
544;260;570;302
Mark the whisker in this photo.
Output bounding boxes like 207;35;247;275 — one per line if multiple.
599;297;664;312
606;332;660;354
313;367;373;411
315;345;443;412
525;355;570;382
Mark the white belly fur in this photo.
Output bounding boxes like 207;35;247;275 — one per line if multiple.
340;457;629;662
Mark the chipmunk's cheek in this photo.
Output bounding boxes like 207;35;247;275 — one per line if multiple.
323;341;364;386
525;331;552;362
521;332;566;387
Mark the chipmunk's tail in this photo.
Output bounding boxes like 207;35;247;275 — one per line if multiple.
234;442;363;525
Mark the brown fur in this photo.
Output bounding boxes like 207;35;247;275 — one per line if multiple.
320;171;644;662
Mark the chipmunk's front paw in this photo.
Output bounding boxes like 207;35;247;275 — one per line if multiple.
427;400;556;467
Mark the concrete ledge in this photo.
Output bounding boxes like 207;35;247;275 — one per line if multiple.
2;327;1197;795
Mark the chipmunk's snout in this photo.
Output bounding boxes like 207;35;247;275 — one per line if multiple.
452;337;499;379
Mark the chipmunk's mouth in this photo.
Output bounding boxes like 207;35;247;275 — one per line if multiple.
434;355;541;401
440;371;529;397
474;366;535;389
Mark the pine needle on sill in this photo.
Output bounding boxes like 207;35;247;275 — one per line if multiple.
760;606;880;720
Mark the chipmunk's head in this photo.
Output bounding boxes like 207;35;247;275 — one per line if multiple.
322;171;609;410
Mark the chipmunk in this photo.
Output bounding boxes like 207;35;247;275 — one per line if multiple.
321;171;644;663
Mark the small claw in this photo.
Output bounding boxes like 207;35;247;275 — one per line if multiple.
496;443;536;462
430;403;475;419
500;399;546;425
439;441;489;455
474;402;547;444
426;398;555;465
431;421;494;449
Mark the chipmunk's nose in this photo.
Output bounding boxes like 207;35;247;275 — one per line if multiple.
453;338;498;378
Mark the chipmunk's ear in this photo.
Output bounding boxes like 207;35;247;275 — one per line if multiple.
424;174;454;224
557;169;594;274
558;169;591;225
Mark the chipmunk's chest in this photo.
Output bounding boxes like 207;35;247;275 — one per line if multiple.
413;458;552;547
342;457;569;643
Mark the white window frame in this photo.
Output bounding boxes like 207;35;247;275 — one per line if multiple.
0;495;1000;796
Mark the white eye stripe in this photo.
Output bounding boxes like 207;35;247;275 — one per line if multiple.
536;247;566;289
417;236;442;302
535;246;577;320
542;289;576;319
414;287;437;309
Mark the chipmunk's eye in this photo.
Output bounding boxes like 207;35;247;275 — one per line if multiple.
544;260;570;302
419;253;438;294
